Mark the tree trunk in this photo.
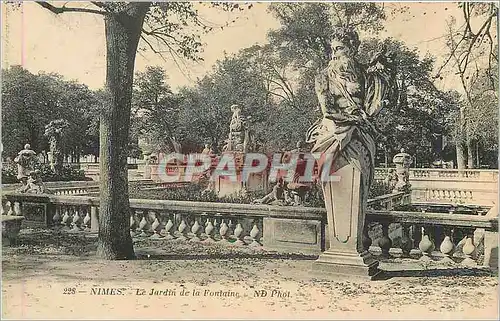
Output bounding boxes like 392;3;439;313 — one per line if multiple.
97;4;149;260
456;143;466;169
467;140;475;169
476;141;480;168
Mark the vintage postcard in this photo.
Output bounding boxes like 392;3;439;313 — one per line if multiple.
1;1;498;319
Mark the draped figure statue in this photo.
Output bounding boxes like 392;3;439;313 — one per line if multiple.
306;27;397;278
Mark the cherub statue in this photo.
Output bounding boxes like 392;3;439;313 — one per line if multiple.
18;170;49;194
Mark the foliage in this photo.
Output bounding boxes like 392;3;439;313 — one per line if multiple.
132;66;180;153
1;162;88;184
439;3;498;92
442;5;499;168
1;161;18;184
128;179;391;208
267;2;386;68
1;66;101;159
357;38;462;166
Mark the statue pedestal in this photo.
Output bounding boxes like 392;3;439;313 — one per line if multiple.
215;152;268;197
312;161;381;280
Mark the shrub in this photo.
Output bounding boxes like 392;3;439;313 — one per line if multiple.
1;162;18;184
36;164;89;182
128;179;393;207
1;163;89;184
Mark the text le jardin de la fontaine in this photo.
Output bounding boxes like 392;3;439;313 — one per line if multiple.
63;287;291;299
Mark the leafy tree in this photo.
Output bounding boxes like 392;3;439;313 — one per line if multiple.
267;2;386;68
33;1;250;259
357;38;461;166
132;66;180;153
442;5;499;168
1;66;100;161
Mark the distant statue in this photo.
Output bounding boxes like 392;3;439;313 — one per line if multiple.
225;104;254;153
201;144;211;155
392;148;412;193
170;136;182;154
44;119;69;175
14;144;37;185
305;27;398;276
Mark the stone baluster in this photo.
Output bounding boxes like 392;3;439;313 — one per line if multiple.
149;212;163;239
6;201;13;215
378;221;392;258
130;211;137;237
418;226;435;261
162;214;175;240
212;217;221;241
138;211;149;237
190;217;201;242
13;202;22;216
0;201;4;216
70;206;82;232
400;224;413;258
82;208;91;231
203;218;215;243
249;220;261;247
176;215;188;241
233;221;245;246
412;224;422;249
361;223;372;252
227;219;235;239
439;228;455;263
52;206;61;227
61;207;71;230
461;236;477;267
199;216;209;241
219;219;229;243
90;206;99;233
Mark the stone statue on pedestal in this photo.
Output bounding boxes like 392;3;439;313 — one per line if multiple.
14;144;37;186
392;148;412;193
44;119;69;175
305;27;397;278
224;104;254;153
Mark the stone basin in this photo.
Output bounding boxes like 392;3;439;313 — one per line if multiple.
2;215;24;246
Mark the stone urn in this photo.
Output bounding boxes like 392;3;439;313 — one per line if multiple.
2;215;24;246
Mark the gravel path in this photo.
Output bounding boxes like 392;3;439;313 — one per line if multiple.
2;229;498;319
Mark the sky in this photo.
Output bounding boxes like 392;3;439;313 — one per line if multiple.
0;1;487;93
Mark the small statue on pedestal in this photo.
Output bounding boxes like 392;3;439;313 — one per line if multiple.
14;144;37;187
224;104;254;153
392;148;412;193
44;119;69;175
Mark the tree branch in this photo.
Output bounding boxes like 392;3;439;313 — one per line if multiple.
36;1;107;15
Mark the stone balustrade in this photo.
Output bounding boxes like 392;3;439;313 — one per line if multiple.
1;191;497;268
374;168;498;206
374;168;498;181
364;208;498;268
